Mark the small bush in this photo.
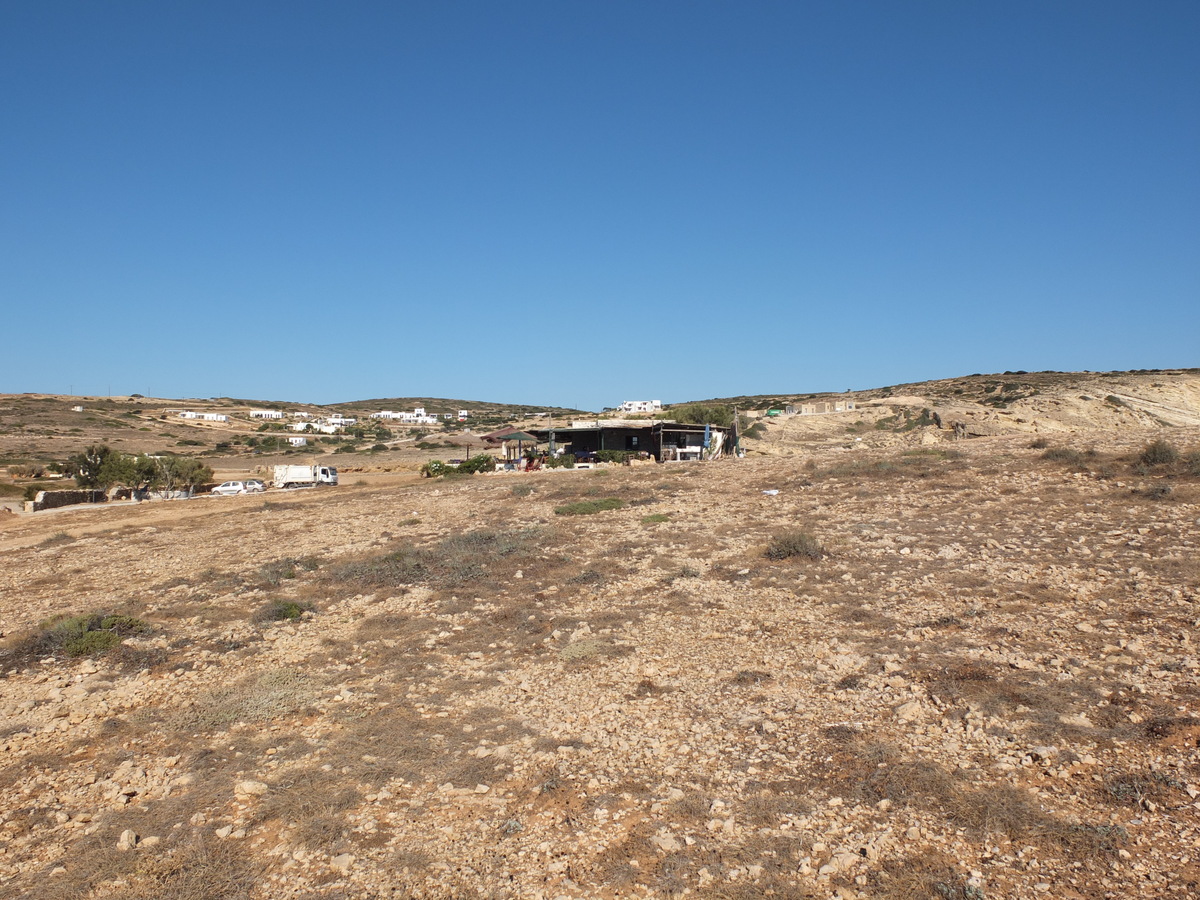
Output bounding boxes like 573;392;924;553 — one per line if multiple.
1028;437;1049;449
554;498;625;516
1041;446;1086;467
457;454;498;474
596;450;632;464
765;530;823;560
1139;439;1179;467
511;485;533;497
258;556;319;586
1141;484;1173;500
255;599;315;623
64;630;123;656
1187;451;1200;476
8;612;151;661
641;513;670;524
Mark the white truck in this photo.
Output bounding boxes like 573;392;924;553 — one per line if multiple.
272;464;339;489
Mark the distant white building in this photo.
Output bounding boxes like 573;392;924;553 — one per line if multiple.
292;419;344;434
179;411;199;419
327;414;357;426
619;400;662;413
201;413;228;422
288;436;308;446
250;410;283;419
369;408;438;425
458;410;469;421
290;411;312;418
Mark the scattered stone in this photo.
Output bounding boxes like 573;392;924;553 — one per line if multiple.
116;829;139;851
234;780;269;798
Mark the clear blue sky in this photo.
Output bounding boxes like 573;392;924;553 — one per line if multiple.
2;2;1196;409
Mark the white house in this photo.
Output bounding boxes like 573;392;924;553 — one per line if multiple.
369;408;437;425
290;411;312;419
619;400;662;413
200;413;228;422
327;414;357;426
250;410;283;420
458;410;469;420
288;436;308;446
178;411;199;419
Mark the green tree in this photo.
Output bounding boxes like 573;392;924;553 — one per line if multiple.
153;456;213;493
64;445;116;488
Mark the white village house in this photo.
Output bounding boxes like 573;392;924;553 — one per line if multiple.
619;400;662;413
370;407;439;425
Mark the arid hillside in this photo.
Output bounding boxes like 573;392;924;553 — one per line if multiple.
1;424;1198;899
738;369;1200;458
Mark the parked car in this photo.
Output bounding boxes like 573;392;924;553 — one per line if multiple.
243;479;266;492
212;481;255;496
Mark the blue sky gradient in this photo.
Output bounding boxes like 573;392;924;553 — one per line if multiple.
2;2;1196;409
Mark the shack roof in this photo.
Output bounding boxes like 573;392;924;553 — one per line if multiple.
525;422;728;436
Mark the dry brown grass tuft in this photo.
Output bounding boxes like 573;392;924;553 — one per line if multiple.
257;768;360;849
153;668;318;733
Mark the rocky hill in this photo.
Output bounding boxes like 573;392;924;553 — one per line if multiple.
729;369;1200;457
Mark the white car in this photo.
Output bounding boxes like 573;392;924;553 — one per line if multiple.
211;480;261;496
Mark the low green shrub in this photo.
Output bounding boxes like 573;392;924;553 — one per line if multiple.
457;454;498;474
554;498;625;516
15;612;151;660
596;450;632;464
420;455;496;477
641;513;670;524
255;600;315;623
420;459;449;477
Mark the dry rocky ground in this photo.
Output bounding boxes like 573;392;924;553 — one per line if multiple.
1;426;1198;899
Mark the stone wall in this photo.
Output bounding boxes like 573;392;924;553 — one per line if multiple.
29;490;107;512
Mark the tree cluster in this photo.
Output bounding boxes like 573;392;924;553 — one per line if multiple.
63;445;213;493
